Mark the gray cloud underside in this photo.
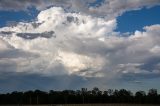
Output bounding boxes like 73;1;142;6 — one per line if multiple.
17;31;55;39
0;31;55;39
1;71;159;93
0;72;91;92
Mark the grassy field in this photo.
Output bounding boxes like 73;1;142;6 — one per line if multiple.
0;104;159;106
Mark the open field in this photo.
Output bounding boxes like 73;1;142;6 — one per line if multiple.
0;104;159;106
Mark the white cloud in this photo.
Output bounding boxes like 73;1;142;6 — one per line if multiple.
150;46;160;54
0;7;115;77
0;39;12;50
0;6;160;82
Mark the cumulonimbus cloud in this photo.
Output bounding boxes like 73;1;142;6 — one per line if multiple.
0;6;160;80
0;1;160;91
0;7;116;77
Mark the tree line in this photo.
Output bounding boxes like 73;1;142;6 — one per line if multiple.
0;88;160;104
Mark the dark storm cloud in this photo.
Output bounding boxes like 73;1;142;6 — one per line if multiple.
122;72;160;81
0;72;96;92
0;31;14;35
16;31;55;39
139;57;160;71
0;61;17;73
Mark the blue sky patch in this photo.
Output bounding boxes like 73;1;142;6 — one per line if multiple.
116;6;160;33
0;7;39;27
89;0;104;7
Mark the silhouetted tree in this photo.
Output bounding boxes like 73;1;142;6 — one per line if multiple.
0;88;159;104
135;91;146;103
147;89;158;104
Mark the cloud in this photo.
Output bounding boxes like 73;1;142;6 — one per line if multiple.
89;0;160;19
0;0;92;11
0;6;160;90
0;0;160;19
0;71;109;92
16;31;55;39
0;0;46;11
0;7;116;77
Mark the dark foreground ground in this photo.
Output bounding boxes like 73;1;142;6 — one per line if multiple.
0;104;159;106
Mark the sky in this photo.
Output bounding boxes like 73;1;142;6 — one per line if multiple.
0;0;160;93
